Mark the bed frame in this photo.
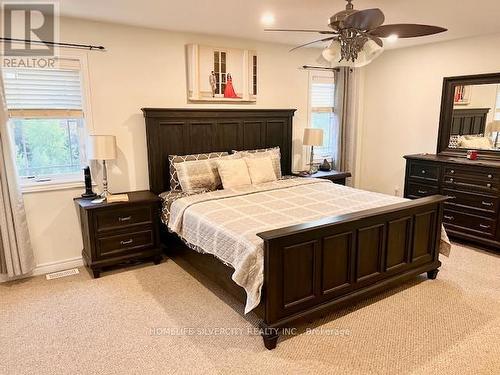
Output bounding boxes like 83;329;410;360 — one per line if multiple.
142;108;447;349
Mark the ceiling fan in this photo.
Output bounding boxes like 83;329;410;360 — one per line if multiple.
265;0;447;67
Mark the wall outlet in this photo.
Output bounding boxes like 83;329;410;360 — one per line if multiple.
394;186;400;196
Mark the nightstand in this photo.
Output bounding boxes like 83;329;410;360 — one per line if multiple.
75;191;162;278
293;170;352;185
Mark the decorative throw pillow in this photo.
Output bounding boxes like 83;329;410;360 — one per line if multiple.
244;156;277;185
174;159;222;193
216;158;252;189
168;152;228;191
233;147;282;179
448;135;460;149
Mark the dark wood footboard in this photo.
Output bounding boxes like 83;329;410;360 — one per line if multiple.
257;195;447;348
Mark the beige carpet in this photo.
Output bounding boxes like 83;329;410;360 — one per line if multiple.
1;243;499;375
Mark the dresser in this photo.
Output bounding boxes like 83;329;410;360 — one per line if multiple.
404;154;500;249
75;191;162;278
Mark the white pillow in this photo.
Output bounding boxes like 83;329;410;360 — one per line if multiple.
233;147;282;178
458;136;493;149
216;158;252;189
244;156;277;184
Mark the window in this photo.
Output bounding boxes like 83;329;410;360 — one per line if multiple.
2;59;87;184
213;50;227;95
309;72;337;163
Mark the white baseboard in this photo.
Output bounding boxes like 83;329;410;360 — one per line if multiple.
33;256;84;277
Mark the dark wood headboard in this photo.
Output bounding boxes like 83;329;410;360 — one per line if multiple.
451;108;490;135
142;108;296;194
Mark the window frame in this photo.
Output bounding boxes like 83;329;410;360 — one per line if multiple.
307;71;336;164
4;51;94;192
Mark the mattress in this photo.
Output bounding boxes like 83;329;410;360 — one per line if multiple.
162;178;451;313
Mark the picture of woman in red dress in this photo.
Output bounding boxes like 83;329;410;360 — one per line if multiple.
224;73;240;98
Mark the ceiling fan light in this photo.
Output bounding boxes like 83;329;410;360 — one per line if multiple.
349;39;383;68
321;40;342;63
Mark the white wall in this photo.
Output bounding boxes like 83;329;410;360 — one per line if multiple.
22;17;321;272
358;33;500;196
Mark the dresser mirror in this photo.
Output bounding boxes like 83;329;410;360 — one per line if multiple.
437;73;500;160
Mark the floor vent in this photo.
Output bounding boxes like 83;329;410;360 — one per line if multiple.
46;268;80;280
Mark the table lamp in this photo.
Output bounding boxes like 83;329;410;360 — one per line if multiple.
303;128;324;174
487;120;500;148
87;135;117;198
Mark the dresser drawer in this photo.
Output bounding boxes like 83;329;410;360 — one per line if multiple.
407;182;439;198
409;162;439;182
95;205;153;232
444;166;499;182
443;175;499;193
443;209;496;237
97;230;155;258
443;188;498;216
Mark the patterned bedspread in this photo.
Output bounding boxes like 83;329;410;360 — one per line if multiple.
165;178;451;314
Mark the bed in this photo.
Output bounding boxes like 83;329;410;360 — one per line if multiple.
142;108;449;349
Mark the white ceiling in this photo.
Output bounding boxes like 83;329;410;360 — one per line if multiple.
59;0;500;50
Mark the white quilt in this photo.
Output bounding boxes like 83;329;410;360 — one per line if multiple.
167;178;451;313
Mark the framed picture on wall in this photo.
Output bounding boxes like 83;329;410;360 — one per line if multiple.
186;44;257;103
454;85;472;105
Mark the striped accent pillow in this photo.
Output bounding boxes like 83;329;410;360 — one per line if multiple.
233;147;282;179
168;152;228;191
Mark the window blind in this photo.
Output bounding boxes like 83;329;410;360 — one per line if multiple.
311;81;335;111
3;64;83;118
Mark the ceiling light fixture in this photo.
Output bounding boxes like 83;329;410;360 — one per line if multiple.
265;0;447;67
260;13;275;26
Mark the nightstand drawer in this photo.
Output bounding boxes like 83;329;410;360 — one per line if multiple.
97;229;154;258
96;205;152;232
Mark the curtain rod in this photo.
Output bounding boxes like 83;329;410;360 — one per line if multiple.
301;65;340;72
0;37;105;51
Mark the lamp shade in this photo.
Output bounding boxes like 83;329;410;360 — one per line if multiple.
303;128;324;146
87;135;117;160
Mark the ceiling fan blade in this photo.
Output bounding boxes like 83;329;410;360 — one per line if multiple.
289;37;337;52
370;24;447;38
343;8;385;30
265;28;336;34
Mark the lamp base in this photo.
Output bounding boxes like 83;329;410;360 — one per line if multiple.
100;190;112;199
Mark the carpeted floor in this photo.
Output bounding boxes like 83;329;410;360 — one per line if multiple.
1;243;499;375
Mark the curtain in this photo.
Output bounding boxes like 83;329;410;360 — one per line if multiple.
0;73;34;279
334;67;357;185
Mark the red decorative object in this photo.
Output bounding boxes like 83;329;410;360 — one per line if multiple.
224;73;240;98
467;150;478;160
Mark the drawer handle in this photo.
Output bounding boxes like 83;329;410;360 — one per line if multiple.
418;190;428;194
448;195;456;199
488;174;493;179
449;178;454;183
421;170;426;174
119;216;132;222
444;215;454;221
450;170;455;174
482;201;494;207
486;183;492;188
479;224;491;229
120;239;133;245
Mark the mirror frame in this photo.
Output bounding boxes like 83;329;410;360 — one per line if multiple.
437;72;500;160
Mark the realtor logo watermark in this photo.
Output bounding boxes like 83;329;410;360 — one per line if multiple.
2;1;59;67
